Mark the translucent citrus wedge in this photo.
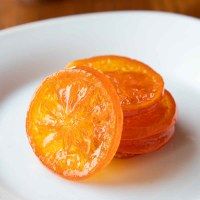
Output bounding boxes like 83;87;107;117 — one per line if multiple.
116;125;175;158
122;90;176;140
26;66;123;181
67;55;164;116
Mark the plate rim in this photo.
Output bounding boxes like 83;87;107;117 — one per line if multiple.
0;10;200;37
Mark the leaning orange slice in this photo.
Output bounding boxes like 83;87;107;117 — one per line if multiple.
26;66;123;181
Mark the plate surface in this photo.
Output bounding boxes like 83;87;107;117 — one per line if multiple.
0;11;200;200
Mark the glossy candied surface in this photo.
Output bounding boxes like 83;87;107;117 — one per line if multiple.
67;55;164;115
26;67;123;181
116;125;175;158
122;90;176;140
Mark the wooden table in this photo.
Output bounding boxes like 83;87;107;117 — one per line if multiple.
0;0;200;29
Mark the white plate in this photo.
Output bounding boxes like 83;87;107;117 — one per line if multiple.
0;11;200;200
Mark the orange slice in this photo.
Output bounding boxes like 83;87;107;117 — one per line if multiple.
26;66;123;181
116;125;175;158
122;90;176;140
67;55;164;116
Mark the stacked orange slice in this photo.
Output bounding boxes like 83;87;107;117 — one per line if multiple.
26;55;176;181
67;55;164;116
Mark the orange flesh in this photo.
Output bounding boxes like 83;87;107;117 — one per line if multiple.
26;67;123;180
105;71;158;112
67;55;164;115
122;90;176;140
116;125;175;158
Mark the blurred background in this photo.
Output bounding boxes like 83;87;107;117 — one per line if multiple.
1;0;200;29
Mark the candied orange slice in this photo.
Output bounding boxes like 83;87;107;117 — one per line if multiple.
122;90;176;140
67;55;164;115
26;67;123;181
116;125;175;158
